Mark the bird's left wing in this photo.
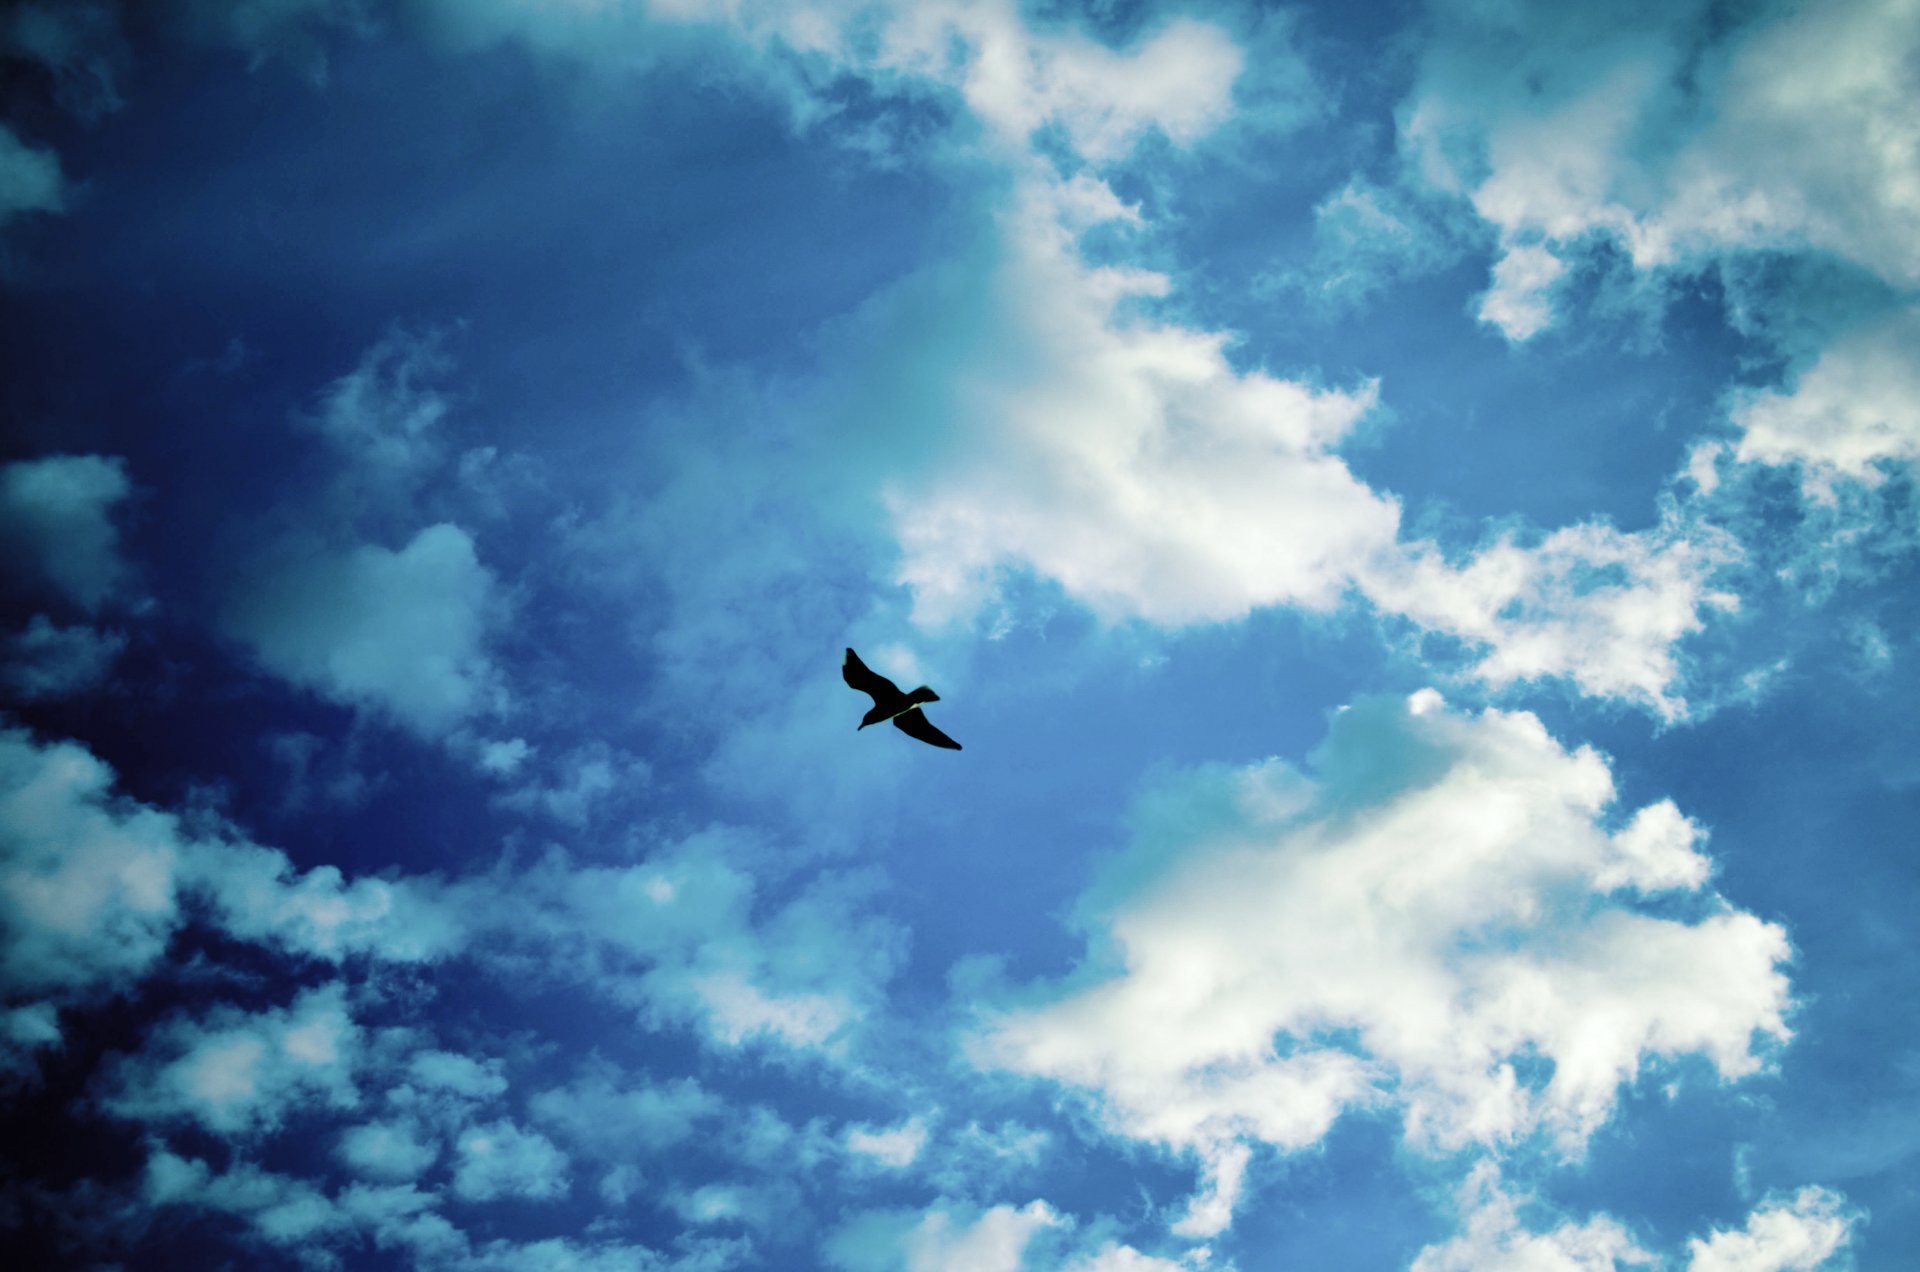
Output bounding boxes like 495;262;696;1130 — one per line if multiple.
893;708;962;750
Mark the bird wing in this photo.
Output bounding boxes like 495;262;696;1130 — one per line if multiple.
893;708;961;750
842;647;901;702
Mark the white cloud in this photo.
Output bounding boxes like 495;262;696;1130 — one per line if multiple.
426;1;1252;168
506;830;903;1051
1276;176;1454;313
1477;243;1570;342
1062;1246;1190;1272
827;1199;1062;1272
144;1147;348;1247
170;0;371;82
106;983;363;1137
0;727;182;998
1402;0;1920;337
974;692;1792;1233
1686;1187;1860;1272
223;522;502;737
886;174;1399;630
868;170;1734;714
1363;513;1741;719
187;837;464;963
845;1115;929;1169
0;723;470;1063
0;122;66;225
338;1117;440;1182
451;1118;570;1203
1;2;125;119
529;1063;720;1160
2;615;124;701
1413;1162;1655;1271
1414;1169;1860;1272
495;741;649;825
0;454;133;611
1731;307;1920;491
307;326;454;496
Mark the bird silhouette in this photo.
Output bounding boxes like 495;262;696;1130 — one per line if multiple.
842;648;961;750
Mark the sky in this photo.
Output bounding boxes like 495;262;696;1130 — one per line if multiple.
1;0;1917;1268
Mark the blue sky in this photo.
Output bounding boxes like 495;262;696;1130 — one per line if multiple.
1;0;1916;1268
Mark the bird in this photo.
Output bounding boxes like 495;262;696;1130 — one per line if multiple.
842;647;961;750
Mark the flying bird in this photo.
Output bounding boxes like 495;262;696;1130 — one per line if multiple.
842;648;962;750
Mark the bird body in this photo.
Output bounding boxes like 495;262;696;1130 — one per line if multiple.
842;648;961;750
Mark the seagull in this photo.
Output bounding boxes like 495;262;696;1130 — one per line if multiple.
842;648;962;750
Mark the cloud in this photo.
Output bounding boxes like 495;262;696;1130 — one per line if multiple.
1730;307;1920;492
0;122;66;226
1364;514;1740;719
873;171;1736;715
0;727;182;999
338;1117;439;1182
169;0;372;82
1;1;126;119
104;983;362;1137
1414;1168;1861;1272
844;1116;930;1169
973;691;1793;1233
450;1118;570;1203
1476;243;1571;342
884;174;1399;630
502;831;904;1052
223;522;503;737
1685;1187;1861;1272
306;326;455;502
1412;1162;1655;1271
0;454;133;611
1402;0;1920;339
0;722;465;1070
2;615;124;701
529;1062;720;1161
1272;176;1455;314
826;1199;1062;1272
420;1;1252;168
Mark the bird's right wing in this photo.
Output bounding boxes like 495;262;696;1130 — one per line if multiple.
842;648;901;702
893;708;962;750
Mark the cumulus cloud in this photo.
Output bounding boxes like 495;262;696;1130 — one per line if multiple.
338;1117;440;1182
0;122;66;226
105;983;363;1137
1412;1162;1655;1271
450;1118;570;1203
529;1063;719;1161
223;522;502;737
974;691;1793;1233
306;326;455;499
1730;307;1920;491
421;1;1253;168
1365;514;1740;718
1;615;124;701
826;1199;1062;1272
0;723;462;1071
844;1115;930;1169
169;0;372;82
1686;1187;1860;1272
0;727;183;1000
1402;0;1920;337
874;171;1736;714
0;454;133;611
886;176;1398;630
504;831;904;1051
1;1;126;119
1414;1169;1860;1272
1274;176;1455;313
